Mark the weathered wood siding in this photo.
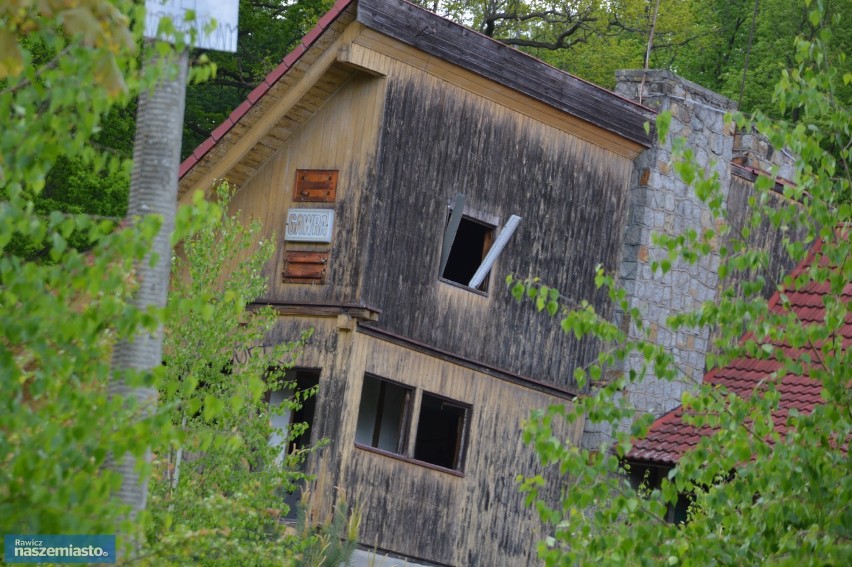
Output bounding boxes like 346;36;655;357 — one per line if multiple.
227;66;386;304
724;174;810;299
356;0;655;147
360;67;636;391
266;315;582;566
229;25;638;393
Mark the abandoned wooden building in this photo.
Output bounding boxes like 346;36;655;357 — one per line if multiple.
177;0;801;564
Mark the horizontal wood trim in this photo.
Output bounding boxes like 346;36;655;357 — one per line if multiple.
730;163;791;195
284;263;326;279
358;325;579;399
284;251;330;264
354;442;465;477
250;301;381;321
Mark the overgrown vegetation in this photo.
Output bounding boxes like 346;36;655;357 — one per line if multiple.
511;2;851;564
1;3;355;562
147;186;358;564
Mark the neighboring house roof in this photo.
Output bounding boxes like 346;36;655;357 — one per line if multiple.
178;0;655;187
628;236;852;466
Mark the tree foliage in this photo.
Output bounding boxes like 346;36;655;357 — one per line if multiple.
412;1;714;88
146;187;358;564
2;3;355;561
416;0;852;114
674;0;852;115
21;1;333;221
511;3;851;564
182;0;334;155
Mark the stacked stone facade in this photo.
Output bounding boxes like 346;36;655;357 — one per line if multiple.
734;128;798;181
582;70;737;448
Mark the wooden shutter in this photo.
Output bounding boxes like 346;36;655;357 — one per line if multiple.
293;169;337;202
282;251;329;284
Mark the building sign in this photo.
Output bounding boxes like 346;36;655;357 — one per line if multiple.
145;0;239;52
285;209;335;243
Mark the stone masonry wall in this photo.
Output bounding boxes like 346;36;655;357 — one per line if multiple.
582;70;737;448
734;127;798;181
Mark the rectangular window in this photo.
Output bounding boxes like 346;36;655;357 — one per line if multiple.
414;393;469;471
438;194;522;292
268;369;320;464
355;375;471;473
355;375;411;454
627;462;692;524
441;215;494;291
268;368;319;519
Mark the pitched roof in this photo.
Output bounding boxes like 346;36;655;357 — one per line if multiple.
178;0;356;181
178;0;655;187
627;235;852;466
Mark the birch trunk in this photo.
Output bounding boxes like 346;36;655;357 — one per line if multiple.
108;48;188;525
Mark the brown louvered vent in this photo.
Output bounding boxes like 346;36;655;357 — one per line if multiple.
294;169;337;202
282;251;329;284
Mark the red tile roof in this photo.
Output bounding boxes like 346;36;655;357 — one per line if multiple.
627;235;852;466
178;0;355;180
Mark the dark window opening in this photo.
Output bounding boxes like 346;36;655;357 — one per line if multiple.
414;393;469;471
627;462;692;524
268;369;320;520
269;369;320;459
289;370;319;452
441;216;494;291
355;375;411;454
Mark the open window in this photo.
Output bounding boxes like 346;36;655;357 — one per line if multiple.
355;375;412;454
441;216;494;290
268;369;320;465
354;375;472;474
267;368;319;520
413;393;469;471
627;462;692;524
438;194;522;292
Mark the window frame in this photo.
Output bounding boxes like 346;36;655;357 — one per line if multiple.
437;194;522;294
354;374;472;475
439;213;496;292
354;374;413;456
413;390;471;472
267;367;321;463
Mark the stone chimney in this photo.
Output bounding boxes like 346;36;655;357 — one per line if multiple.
582;70;737;449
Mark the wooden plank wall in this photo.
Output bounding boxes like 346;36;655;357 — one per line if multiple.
227;66;387;304
268;318;583;566
723;175;809;301
344;334;582;566
359;61;636;392
356;0;655;147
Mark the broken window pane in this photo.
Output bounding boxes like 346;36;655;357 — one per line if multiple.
355;375;411;454
441;216;494;291
414;393;469;470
